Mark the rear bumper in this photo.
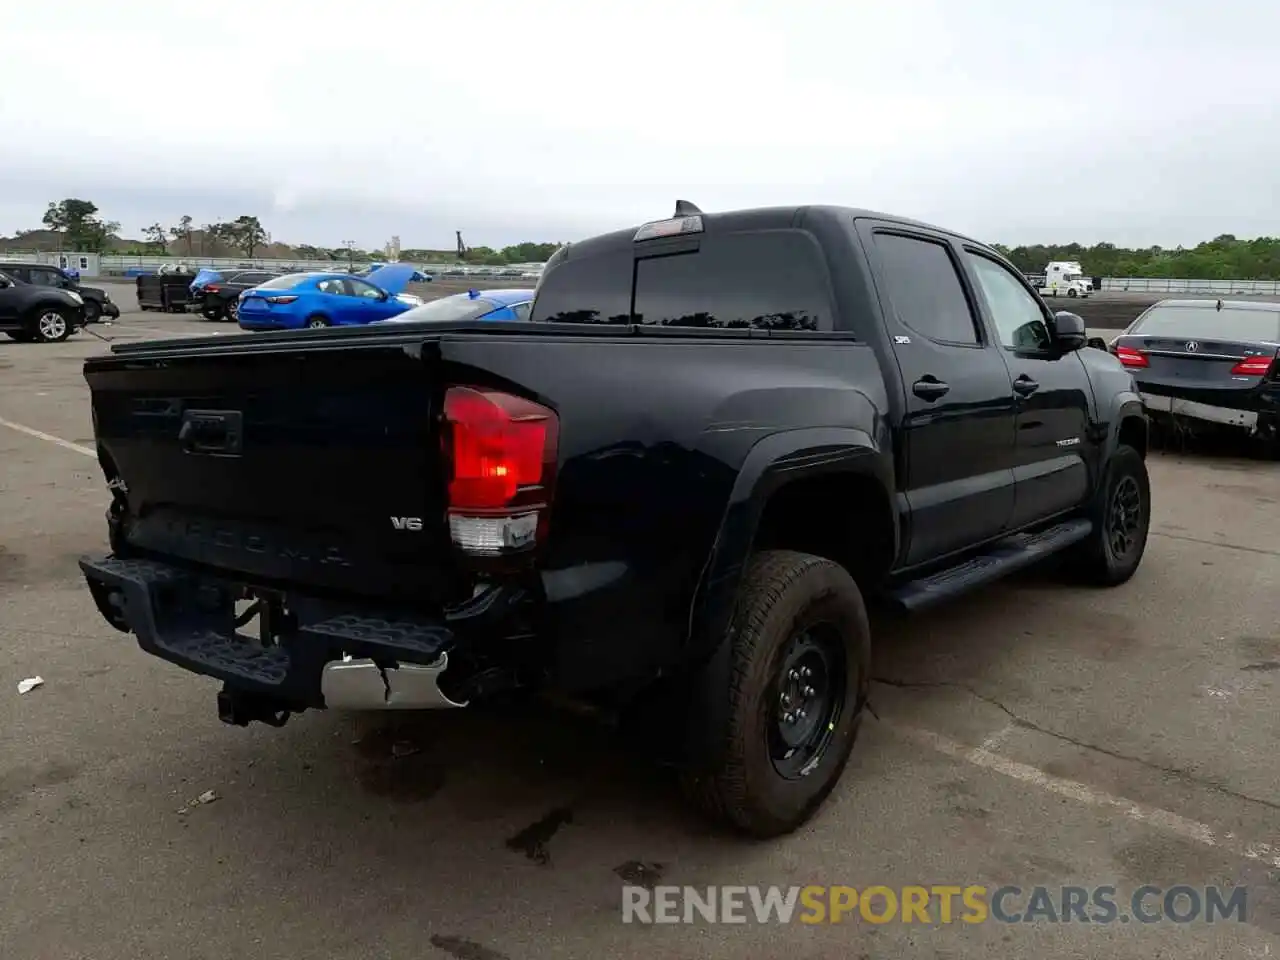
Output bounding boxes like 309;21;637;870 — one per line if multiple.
1139;381;1278;434
237;313;297;329
78;553;490;711
1140;392;1259;429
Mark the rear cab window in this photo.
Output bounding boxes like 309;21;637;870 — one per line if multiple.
530;227;834;331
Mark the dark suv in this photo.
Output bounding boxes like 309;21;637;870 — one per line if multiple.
0;269;86;342
0;262;120;323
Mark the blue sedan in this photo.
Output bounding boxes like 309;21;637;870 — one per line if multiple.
375;288;534;324
237;264;422;330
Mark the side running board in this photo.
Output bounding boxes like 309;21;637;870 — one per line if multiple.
888;518;1093;613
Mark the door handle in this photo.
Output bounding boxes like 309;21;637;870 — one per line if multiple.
912;377;950;401
1013;375;1040;397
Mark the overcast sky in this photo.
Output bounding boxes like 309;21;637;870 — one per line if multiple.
1;0;1276;250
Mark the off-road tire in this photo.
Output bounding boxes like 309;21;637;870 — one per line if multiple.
680;550;871;838
1070;444;1150;585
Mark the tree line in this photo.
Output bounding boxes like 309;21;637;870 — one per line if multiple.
25;198;562;265
991;235;1280;281
22;198;1280;277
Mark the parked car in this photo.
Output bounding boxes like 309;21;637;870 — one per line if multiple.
77;202;1149;838
1109;298;1279;454
187;270;284;322
234;264;422;330
0;268;86;342
376;288;533;324
356;263;433;282
0;261;119;323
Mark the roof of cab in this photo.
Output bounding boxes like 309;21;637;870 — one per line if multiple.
549;204;993;267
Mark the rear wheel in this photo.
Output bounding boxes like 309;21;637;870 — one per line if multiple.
680;550;870;838
225;300;240;323
1070;444;1150;585
202;304;224;321
31;307;72;343
306;315;330;329
1067;287;1078;298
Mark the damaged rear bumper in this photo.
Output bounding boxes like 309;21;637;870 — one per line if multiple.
1139;392;1259;430
78;553;520;714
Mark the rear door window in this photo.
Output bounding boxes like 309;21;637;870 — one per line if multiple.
634;231;830;331
871;233;981;345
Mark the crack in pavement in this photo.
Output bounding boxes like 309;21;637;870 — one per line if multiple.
1150;530;1280;558
872;676;1280;813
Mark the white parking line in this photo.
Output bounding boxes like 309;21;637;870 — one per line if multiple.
0;415;96;458
891;722;1280;869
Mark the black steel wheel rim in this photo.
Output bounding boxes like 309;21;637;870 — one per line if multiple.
1107;474;1142;559
768;622;847;781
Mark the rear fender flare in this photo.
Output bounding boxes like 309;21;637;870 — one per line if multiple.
686;427;893;662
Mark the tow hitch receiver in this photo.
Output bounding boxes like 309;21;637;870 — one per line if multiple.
217;687;292;727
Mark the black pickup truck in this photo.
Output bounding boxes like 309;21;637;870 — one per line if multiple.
78;203;1150;837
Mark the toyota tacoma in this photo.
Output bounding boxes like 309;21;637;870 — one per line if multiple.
78;202;1150;837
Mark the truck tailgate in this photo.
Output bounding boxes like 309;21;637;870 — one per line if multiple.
85;337;454;605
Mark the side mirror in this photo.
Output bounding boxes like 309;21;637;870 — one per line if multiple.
1053;311;1087;352
1086;337;1108;351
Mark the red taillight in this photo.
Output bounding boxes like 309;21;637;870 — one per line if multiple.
205;284;221;293
1114;345;1149;368
264;295;298;304
1230;354;1276;377
443;386;558;555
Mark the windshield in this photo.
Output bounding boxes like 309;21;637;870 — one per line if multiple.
1132;305;1280;343
384;294;495;323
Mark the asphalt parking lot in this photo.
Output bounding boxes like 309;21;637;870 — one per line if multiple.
2;285;1278;959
